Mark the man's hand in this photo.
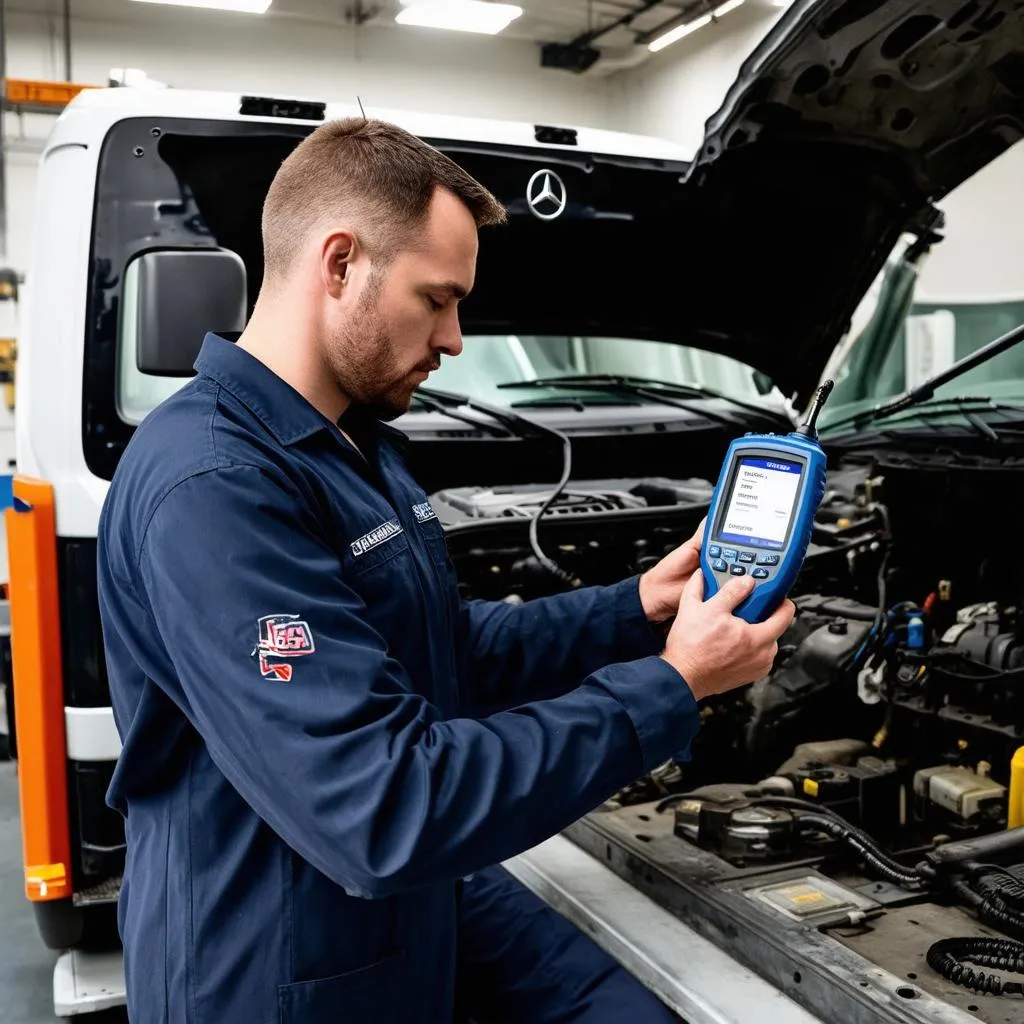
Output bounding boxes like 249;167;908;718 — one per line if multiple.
661;571;795;701
638;518;706;624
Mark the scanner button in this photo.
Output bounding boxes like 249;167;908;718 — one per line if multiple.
708;545;721;558
752;568;770;580
738;552;755;564
711;558;728;573
723;548;739;561
756;553;780;566
729;565;747;576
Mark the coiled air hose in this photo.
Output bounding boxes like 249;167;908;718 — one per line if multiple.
927;936;1024;996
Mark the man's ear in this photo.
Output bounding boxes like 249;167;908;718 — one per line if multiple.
321;230;357;298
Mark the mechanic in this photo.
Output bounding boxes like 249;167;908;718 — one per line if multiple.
97;118;794;1024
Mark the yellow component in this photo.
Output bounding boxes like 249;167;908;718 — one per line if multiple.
957;739;969;751
0;338;16;412
1009;747;1024;829
24;862;68;900
681;800;703;815
836;518;851;529
803;778;820;798
939;580;952;602
791;892;825;905
872;726;888;749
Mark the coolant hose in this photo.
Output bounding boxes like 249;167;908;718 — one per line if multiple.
795;812;924;888
927;936;1024;996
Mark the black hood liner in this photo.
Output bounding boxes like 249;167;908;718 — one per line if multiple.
683;0;1024;403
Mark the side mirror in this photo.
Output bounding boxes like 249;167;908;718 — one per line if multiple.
132;249;248;375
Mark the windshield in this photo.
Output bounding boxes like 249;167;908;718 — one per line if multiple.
418;335;778;406
117;319;784;426
818;295;1024;433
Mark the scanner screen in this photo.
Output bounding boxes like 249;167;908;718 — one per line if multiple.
718;457;802;550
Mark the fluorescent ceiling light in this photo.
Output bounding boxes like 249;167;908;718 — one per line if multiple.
648;0;745;52
395;0;523;35
129;0;272;12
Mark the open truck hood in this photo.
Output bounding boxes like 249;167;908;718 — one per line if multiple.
595;0;1024;406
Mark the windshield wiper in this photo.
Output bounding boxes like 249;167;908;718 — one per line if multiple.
825;320;1024;435
827;396;1024;444
495;374;785;428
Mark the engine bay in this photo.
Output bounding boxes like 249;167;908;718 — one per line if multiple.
433;442;1024;1024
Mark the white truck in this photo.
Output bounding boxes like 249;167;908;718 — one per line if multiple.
11;1;1024;1020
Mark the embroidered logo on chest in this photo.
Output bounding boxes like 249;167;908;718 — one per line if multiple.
350;518;404;557
411;501;438;524
253;614;315;682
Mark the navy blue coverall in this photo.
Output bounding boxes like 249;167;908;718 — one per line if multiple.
98;334;700;1024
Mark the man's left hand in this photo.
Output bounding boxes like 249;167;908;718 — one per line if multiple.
638;517;706;624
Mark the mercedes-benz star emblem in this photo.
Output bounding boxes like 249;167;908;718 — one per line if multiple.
526;169;567;221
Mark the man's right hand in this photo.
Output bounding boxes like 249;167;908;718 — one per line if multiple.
661;570;795;701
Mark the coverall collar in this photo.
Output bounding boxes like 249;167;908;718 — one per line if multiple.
194;333;408;450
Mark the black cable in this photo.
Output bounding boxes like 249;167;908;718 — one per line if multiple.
526;427;580;588
927;936;1024;996
794;812;924;888
416;388;581;587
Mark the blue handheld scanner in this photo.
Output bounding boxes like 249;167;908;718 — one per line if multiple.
700;380;833;624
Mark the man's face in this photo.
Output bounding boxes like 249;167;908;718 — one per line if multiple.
327;187;478;419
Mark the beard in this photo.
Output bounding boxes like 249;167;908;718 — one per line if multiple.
328;274;436;420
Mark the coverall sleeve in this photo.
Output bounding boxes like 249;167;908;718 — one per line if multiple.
456;581;663;715
137;465;699;900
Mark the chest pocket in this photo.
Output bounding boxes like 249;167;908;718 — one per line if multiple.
409;502;452;584
343;519;415;612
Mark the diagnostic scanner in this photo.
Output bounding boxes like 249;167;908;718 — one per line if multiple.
700;380;833;623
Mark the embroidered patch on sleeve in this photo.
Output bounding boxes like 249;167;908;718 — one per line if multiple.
253;614;315;682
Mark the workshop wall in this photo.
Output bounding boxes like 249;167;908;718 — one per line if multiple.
2;0;619;274
610;1;784;153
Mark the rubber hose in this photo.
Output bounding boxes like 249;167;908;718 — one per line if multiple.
796;813;923;887
753;797;925;885
976;871;1024;911
978;893;1024;941
927;936;1024;996
752;797;896;849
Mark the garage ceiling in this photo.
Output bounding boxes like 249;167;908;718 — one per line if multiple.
283;0;746;73
16;0;780;76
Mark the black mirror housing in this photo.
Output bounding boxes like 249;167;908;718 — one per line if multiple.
133;249;248;376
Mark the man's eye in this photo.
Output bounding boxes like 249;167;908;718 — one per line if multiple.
427;296;444;312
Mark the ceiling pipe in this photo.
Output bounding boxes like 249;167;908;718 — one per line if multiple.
541;0;672;72
63;0;72;82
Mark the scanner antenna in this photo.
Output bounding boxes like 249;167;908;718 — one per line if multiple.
795;379;834;439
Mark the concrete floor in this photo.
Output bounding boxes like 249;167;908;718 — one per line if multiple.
0;761;127;1024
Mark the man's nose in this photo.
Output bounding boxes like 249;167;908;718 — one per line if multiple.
434;314;463;358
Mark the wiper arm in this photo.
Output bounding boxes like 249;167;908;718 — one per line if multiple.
827;320;1024;433
496;374;781;428
827;396;1024;441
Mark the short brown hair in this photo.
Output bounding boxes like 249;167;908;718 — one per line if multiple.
261;117;507;279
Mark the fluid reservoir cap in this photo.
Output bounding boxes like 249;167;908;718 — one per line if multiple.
907;615;926;649
828;618;848;635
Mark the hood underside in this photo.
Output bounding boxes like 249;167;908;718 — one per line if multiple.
664;0;1024;404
